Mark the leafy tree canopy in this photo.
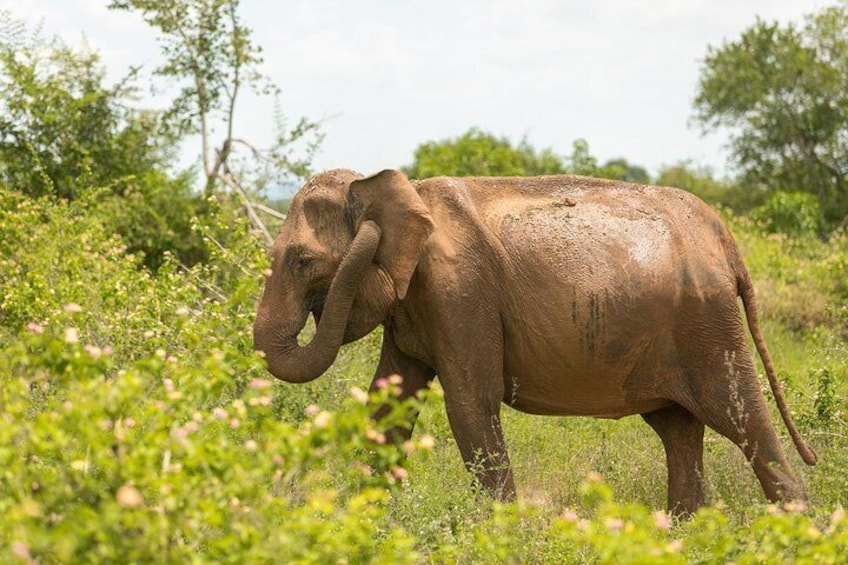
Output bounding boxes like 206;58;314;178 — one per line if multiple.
402;128;566;178
0;12;206;270
0;13;174;201
693;2;848;227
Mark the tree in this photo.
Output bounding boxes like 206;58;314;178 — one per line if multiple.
0;14;172;200
0;13;207;270
597;158;650;184
564;139;650;183
108;0;323;209
693;3;848;227
655;160;760;211
402;128;566;178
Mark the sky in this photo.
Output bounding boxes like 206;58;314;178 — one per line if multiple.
9;0;829;194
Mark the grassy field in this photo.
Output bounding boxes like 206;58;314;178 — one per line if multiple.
1;189;846;562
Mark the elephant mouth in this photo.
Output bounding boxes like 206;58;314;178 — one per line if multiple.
308;292;327;324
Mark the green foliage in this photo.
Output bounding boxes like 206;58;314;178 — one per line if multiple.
108;0;323;195
694;4;848;227
752;191;823;237
402;128;566;178
655;160;762;211
4;176;848;562
403;132;652;187
0;21;168;200
596;157;650;184
0;15;208;270
0;188;424;562
566;140;651;183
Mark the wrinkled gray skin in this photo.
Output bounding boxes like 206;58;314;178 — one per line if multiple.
253;168;816;516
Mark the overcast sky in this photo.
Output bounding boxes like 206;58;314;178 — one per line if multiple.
11;0;828;193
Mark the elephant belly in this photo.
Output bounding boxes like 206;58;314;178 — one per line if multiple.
501;367;671;418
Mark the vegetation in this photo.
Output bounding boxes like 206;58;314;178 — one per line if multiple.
1;171;847;563
2;0;847;562
402;129;651;184
694;2;848;228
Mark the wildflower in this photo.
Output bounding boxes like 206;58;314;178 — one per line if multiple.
245;440;258;451
365;428;386;444
560;509;579;522
604;517;624;532
391;466;408;480
63;303;83;313
175;307;190;317
349;386;368;404
84;344;102;359
653;510;671;532
304;404;320;417
11;542;31;561
418;435;436;450
212;407;228;420
250;378;273;389
313;411;331;429
116;485;144;508
64;328;79;344
25;322;44;334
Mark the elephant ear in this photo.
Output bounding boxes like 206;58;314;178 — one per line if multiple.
349;169;434;300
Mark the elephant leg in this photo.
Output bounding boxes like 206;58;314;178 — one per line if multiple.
677;353;805;503
443;391;515;501
642;403;706;516
436;327;515;501
369;326;435;443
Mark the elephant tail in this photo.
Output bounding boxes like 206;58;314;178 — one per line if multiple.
737;266;818;466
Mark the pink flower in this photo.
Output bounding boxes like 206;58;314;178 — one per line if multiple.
250;378;273;389
653;510;671;532
391;466;408;480
560;509;579;522
25;322;44;334
349;386;368;404
116;485;144;508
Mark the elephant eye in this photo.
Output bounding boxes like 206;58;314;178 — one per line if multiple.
297;256;313;269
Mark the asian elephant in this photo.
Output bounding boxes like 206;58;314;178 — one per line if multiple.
253;168;817;515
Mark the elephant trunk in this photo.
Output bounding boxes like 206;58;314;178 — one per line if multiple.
253;221;381;383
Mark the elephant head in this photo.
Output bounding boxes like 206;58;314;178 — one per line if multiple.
253;169;434;383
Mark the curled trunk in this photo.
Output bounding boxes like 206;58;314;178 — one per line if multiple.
254;221;381;383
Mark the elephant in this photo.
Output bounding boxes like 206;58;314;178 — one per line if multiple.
253;168;817;515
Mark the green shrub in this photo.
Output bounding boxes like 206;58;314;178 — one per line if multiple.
752;191;822;237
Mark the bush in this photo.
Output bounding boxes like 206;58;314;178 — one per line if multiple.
752;191;822;237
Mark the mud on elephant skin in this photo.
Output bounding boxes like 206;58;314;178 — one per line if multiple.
253;168;817;516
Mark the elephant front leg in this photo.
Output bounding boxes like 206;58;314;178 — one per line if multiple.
369;326;435;443
444;395;516;501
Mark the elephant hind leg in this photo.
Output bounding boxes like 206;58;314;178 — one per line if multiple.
676;355;806;504
642;403;706;516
